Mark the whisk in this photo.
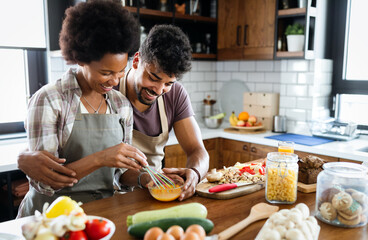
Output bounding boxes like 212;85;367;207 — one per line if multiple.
143;165;176;189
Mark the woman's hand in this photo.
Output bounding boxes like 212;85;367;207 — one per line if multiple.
98;142;148;170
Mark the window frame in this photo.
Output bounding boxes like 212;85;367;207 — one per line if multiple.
330;0;368;130
0;49;47;135
332;0;368;95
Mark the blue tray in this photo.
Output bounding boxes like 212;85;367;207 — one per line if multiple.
265;133;334;146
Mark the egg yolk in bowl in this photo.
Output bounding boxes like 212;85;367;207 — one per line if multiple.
147;177;184;202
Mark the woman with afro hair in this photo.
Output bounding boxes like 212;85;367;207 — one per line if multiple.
17;0;148;217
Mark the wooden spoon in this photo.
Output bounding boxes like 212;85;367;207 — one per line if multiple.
205;203;279;240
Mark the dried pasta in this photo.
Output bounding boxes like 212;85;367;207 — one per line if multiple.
266;167;297;202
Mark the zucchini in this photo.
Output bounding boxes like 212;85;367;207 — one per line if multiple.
126;203;207;226
128;217;214;238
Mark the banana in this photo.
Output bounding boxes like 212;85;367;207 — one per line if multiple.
229;111;238;126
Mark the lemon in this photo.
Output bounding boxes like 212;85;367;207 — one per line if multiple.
45;196;84;218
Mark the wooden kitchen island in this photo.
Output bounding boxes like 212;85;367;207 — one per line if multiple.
80;189;367;240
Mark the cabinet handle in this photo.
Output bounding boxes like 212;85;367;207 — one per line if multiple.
243;145;248;151
251;147;256;153
244;24;248;45
237;25;241;46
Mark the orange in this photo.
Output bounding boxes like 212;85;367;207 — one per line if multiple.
238;111;249;121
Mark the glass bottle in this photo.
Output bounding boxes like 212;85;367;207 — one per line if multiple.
265;152;299;204
315;162;368;227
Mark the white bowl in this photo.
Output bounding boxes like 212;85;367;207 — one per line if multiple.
87;216;116;240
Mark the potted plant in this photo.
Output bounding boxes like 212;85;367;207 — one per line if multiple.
285;23;305;52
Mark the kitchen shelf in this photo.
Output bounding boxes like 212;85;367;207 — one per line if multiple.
123;5;217;60
274;0;322;60
124;6;216;23
278;8;307;16
276;51;304;58
174;13;217;23
192;53;216;59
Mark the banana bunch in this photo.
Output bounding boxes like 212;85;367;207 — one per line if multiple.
229;111;238;126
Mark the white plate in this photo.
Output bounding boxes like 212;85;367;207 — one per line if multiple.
87;216;116;240
0;233;22;240
218;80;249;121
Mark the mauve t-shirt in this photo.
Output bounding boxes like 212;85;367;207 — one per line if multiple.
132;82;194;137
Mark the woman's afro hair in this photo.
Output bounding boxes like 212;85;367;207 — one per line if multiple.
59;0;140;64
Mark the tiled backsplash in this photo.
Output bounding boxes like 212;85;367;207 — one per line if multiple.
49;56;333;134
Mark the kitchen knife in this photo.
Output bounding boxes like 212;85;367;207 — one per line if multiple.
208;182;252;193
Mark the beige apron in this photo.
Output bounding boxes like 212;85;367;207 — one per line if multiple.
120;72;169;170
18;94;124;217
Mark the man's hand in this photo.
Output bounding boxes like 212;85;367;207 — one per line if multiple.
17;150;78;190
162;167;199;201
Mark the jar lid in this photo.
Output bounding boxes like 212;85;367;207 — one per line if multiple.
323;162;368;177
267;152;298;163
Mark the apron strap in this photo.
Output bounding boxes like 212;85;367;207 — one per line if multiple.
157;96;168;133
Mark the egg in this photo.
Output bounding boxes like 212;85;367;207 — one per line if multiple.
157;233;176;240
185;224;206;240
166;225;184;240
144;227;164;240
179;232;200;240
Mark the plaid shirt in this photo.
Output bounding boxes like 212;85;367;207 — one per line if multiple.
26;68;133;196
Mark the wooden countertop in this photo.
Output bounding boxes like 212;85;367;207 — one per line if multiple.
0;188;366;239
80;189;367;240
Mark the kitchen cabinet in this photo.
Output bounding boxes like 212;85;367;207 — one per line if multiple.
249;143;277;160
0;171;26;222
46;1;217;60
217;0;276;60
221;138;251;167
118;2;218;60
274;0;331;59
164;138;220;170
164;138;362;174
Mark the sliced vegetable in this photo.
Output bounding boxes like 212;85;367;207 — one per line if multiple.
126;203;207;226
128;217;214;238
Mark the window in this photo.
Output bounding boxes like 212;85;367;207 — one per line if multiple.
331;0;368;128
0;0;47;135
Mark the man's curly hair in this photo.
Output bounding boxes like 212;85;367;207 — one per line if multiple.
59;0;140;64
139;25;192;80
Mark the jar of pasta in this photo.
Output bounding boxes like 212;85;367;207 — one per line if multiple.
315;162;368;228
265;152;298;204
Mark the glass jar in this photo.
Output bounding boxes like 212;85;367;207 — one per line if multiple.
315;162;368;228
265;152;299;204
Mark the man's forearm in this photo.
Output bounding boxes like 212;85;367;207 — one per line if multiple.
186;148;209;182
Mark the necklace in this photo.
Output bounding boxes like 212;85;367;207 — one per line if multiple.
82;95;103;114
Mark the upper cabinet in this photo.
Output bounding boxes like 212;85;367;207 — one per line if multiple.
274;0;331;59
217;0;276;60
123;0;218;60
46;0;218;60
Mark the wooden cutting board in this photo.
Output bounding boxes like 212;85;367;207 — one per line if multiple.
297;182;316;193
196;180;265;200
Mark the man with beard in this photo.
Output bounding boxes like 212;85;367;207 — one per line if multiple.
18;24;209;201
117;24;209;200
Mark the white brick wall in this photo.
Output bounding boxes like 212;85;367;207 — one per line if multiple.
49;56;333;133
